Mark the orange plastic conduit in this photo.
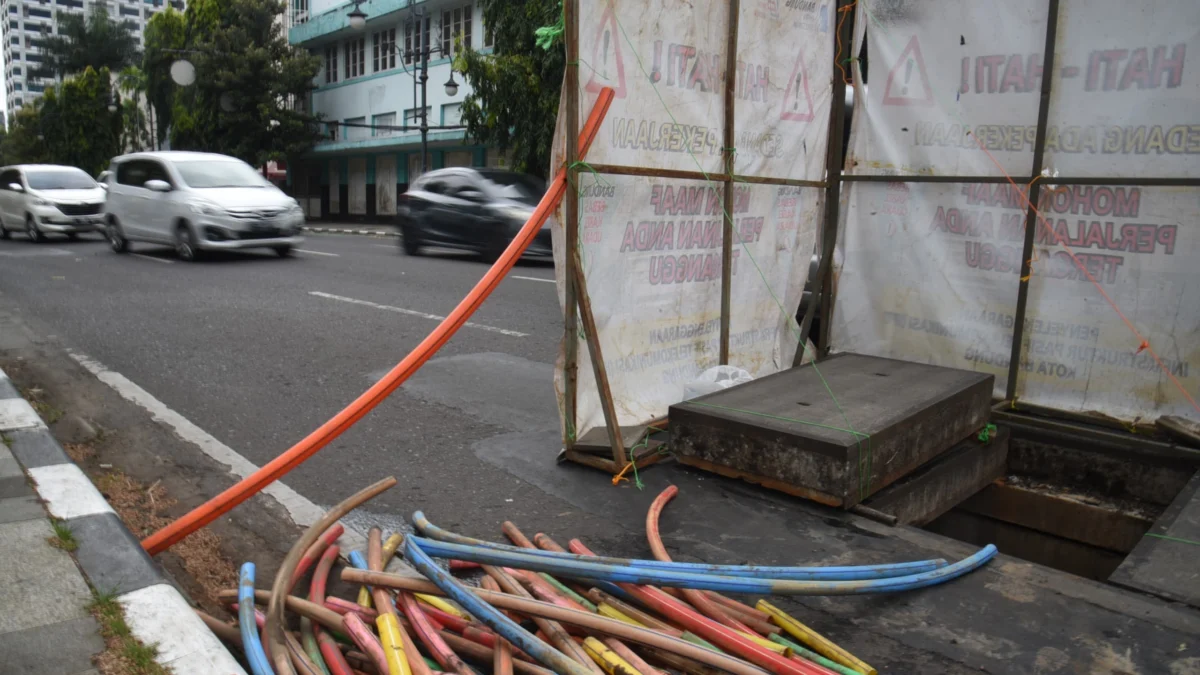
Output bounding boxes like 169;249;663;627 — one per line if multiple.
141;86;617;555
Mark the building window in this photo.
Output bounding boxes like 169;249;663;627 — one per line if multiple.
441;102;462;126
373;28;395;72
325;121;340;140
372;112;396;137
324;44;338;83
483;18;492;47
403;15;429;65
345;37;364;79
346;116;369;141
442;3;472;57
403;106;430;128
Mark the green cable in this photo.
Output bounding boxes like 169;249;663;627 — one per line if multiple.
1144;533;1200;547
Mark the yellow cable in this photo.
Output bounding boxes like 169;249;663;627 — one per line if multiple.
738;630;789;655
376;613;413;675
597;603;645;627
583;636;643;675
417;593;471;620
757;600;876;675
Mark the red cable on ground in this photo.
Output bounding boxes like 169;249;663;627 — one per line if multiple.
311;545;355;675
141;87;617;555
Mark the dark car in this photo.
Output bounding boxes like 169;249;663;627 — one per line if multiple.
396;167;551;260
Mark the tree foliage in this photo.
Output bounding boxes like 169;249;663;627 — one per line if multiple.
144;0;323;165
31;6;141;81
0;68;123;175
457;0;564;178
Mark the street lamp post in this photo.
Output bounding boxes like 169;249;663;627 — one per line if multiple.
348;2;461;176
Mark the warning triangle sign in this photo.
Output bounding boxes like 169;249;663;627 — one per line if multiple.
780;51;814;122
882;36;934;106
584;4;626;99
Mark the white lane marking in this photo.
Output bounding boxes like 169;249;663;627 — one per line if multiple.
0;248;72;257
119;584;249;675
131;253;175;264
66;350;367;554
296;249;340;257
372;244;398;249
512;275;555;284
309;291;529;337
29;464;116;519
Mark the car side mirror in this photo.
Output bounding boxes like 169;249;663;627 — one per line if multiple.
459;189;484;202
8;183;23;193
99;184;109;191
144;179;171;193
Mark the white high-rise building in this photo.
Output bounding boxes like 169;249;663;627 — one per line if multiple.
1;0;183;121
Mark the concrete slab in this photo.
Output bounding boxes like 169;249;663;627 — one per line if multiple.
6;428;71;469
0;494;47;524
1110;470;1200;608
0;519;93;635
670;354;993;507
0;398;44;431
27;463;114;520
71;512;165;597
0;372;18;400
0;617;104;675
0;445;22;478
863;428;1008;525
119;584;249;675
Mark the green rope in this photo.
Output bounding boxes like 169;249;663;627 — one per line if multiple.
534;1;564;51
1144;533;1200;547
605;15;872;497
977;423;998;444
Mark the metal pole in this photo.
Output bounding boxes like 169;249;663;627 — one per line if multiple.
1004;0;1060;401
718;0;740;365
420;15;429;175
562;0;581;450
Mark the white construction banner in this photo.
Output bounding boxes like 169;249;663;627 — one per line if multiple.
1016;186;1200;420
553;0;833;440
830;181;1025;396
1042;0;1200;178
733;1;835;181
556;175;820;438
846;0;1047;177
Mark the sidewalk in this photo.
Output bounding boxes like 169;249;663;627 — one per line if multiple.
301;221;398;236
0;369;245;675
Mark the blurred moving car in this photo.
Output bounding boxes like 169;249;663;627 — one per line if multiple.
103;151;305;261
0;164;107;241
396;167;550;260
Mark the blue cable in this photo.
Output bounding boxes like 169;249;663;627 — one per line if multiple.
411;512;638;603
403;537;594;675
412;511;948;580
409;535;998;596
238;562;275;675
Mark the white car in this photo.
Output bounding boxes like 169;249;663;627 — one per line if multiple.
103;151;304;261
0;164;107;241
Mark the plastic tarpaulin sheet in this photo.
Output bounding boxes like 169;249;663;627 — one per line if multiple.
551;0;833;440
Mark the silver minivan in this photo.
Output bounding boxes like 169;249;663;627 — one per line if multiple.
103;151;304;261
0;164;107;241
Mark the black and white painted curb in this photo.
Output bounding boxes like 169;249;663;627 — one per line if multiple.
301;225;399;237
0;367;247;675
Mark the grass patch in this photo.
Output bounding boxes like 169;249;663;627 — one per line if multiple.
21;387;64;424
48;519;78;552
1;433;10;448
89;589;171;675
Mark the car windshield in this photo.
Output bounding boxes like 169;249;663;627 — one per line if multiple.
174;160;269;188
480;173;545;206
25;169;97;190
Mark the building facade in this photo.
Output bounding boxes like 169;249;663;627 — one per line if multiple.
2;0;182;121
288;0;505;222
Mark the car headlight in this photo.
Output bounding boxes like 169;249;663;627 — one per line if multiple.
193;202;226;217
497;205;535;223
31;198;49;207
287;202;304;215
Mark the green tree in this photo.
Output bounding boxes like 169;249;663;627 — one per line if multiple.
457;0;564;178
117;66;153;151
0;106;50;166
38;67;124;175
144;0;322;165
143;7;189;149
32;6;141;81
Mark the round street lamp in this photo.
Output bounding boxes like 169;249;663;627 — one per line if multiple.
347;1;367;30
444;72;459;97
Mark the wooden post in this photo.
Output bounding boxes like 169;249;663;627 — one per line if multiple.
718;0;740;365
570;245;627;467
562;0;581;449
1005;0;1060;401
802;0;851;363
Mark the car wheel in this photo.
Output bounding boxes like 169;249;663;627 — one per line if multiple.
274;245;293;258
400;225;423;256
0;223;9;240
175;224;198;261
106;220;129;253
26;215;45;243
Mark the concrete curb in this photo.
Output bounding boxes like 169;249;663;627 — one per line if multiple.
301;225;399;237
0;368;247;675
